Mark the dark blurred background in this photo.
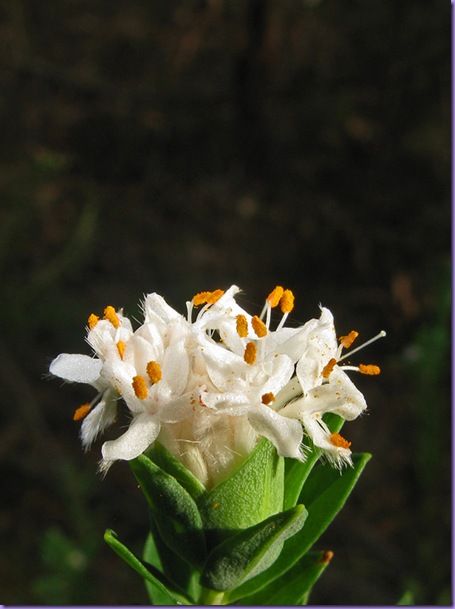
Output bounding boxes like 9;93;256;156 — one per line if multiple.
0;0;451;605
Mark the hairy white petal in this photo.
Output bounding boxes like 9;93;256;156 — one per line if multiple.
161;341;190;397
50;353;102;384
80;391;118;448
101;412;160;462
143;293;181;324
248;406;304;460
301;414;352;468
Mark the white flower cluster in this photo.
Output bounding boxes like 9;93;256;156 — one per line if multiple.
50;285;383;487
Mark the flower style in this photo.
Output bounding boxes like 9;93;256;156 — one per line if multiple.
50;285;383;487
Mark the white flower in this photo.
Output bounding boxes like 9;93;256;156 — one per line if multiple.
50;286;384;485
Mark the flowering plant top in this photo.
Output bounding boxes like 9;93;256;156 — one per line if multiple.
50;285;383;488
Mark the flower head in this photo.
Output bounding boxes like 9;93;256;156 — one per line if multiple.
50;286;384;486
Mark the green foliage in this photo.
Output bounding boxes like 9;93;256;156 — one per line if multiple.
201;505;307;591
196;438;285;549
129;454;207;569
105;425;370;605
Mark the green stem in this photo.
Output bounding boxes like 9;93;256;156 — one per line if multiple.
200;587;226;605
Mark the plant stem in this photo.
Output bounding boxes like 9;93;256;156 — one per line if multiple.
200;588;226;605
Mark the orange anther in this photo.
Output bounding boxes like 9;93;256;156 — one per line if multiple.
87;313;99;330
103;306;120;328
261;392;275;405
279;289;295;314
319;550;334;565
146;361;162;384
330;433;351;449
73;403;91;421
236;314;249;338
359;364;381;375
252;315;267;338
339;331;359;349
206;289;224;305
244;342;257;365
116;341;126;359
267;286;284;308
192;291;212;306
132;375;148;399
193;289;224;307
322;357;337;379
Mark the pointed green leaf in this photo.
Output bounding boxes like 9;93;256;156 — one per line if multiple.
299;453;371;549
143;529;200;605
104;529;191;605
144;519;202;604
197;438;284;549
201;504;307;591
146;442;206;501
228;453;370;601
284;413;344;510
129;454;206;568
236;550;334;605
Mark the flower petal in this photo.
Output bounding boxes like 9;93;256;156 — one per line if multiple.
143;293;181;324
50;353;103;384
248;405;304;460
300;414;352;467
101;412;160;462
80;390;118;448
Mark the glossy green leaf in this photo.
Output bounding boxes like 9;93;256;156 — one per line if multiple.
228;453;370;601
236;550;334;605
146;442;206;502
201;504;307;591
197;438;284;549
104;529;191;605
129;454;206;568
284;413;344;510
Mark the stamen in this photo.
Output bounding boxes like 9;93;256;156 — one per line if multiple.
192;291;212;307
73;403;91;421
103;306;120;328
206;289;224;305
267;286;284;308
330;433;351;449
192;289;224;307
244;342;257;365
116;341;126;359
322;358;337;379
261;392;275;405
339;330;359;349
338;330;386;362
358;364;381;375
88;313;99;330
252;315;267;338
236;314;249;338
279;289;295;314
132;375;148;399
319;550;334;565
146;361;162;384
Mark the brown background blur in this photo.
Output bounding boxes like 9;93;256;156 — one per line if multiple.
0;0;451;605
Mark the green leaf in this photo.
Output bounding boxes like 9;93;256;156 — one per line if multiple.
197;438;284;549
200;504;307;591
146;442;206;502
104;529;191;605
284;413;344;510
236;550;334;605
143;528;201;605
228;453;370;601
129;454;206;568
